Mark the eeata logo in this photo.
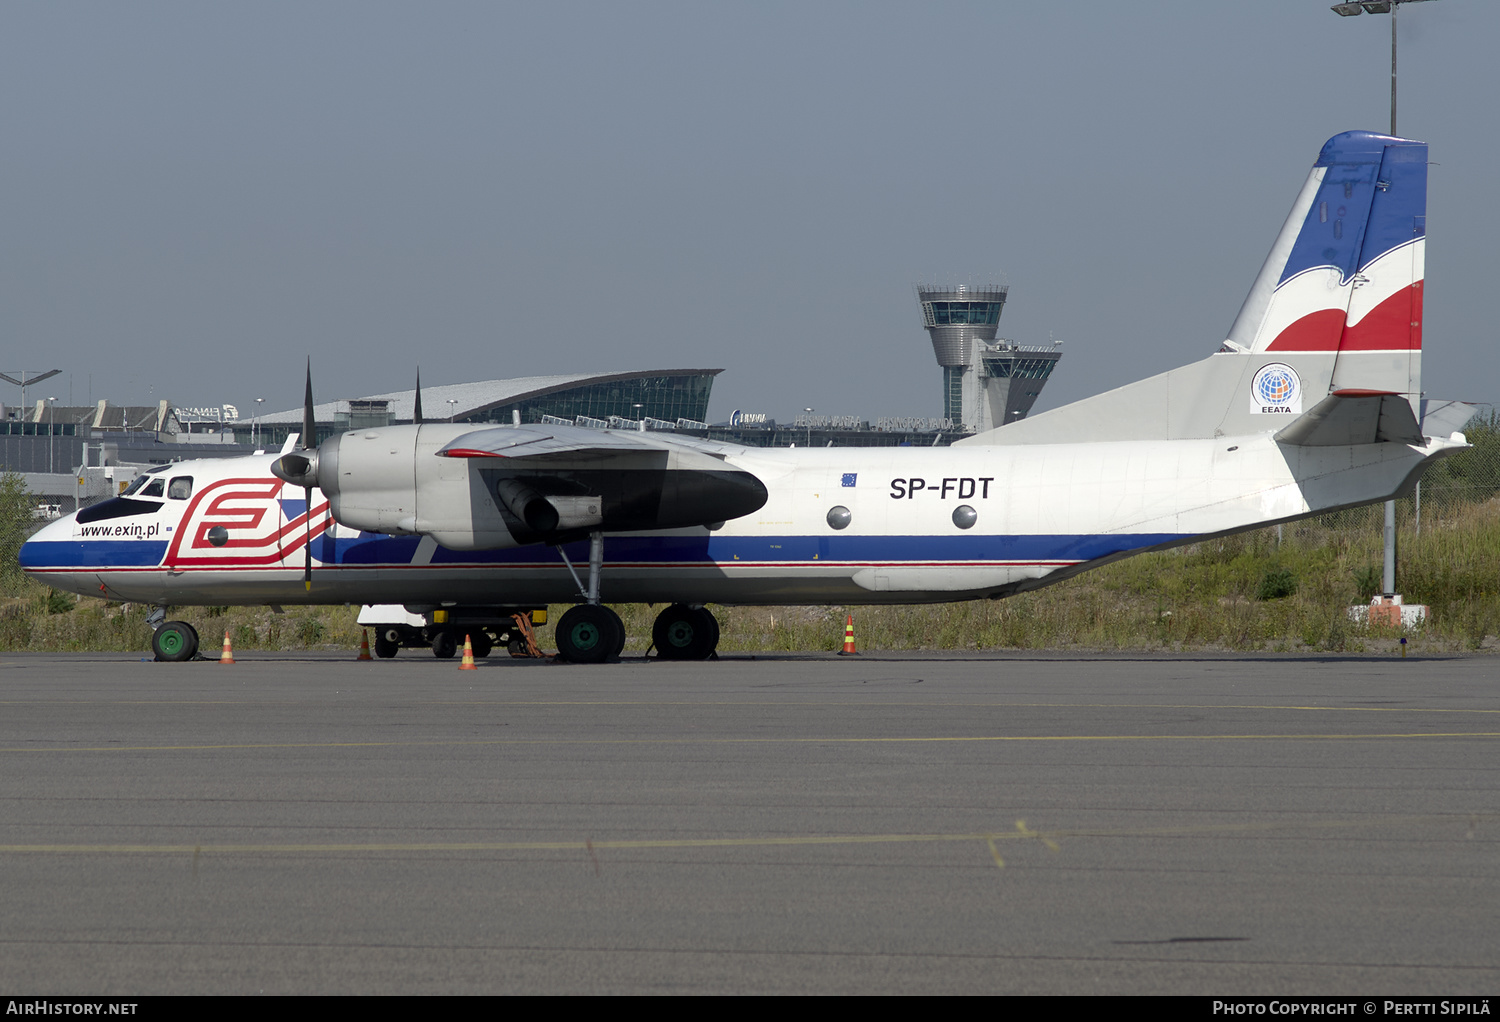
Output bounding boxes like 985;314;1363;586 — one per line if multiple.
1250;362;1302;415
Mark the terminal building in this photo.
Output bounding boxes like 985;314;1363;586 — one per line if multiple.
1;399;251;516
4;293;1065;515
245;370;722;448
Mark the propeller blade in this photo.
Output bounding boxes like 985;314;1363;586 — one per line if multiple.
302;358;316;451
413;367;423;425
304;485;313;590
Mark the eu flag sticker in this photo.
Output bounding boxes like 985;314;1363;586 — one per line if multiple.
841;473;857;487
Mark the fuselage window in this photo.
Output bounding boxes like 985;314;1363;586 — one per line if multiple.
140;479;165;498
168;477;193;500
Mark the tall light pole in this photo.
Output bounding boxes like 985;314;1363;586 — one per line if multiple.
0;369;61;420
254;397;265;447
1331;0;1439;600
1330;1;1437;136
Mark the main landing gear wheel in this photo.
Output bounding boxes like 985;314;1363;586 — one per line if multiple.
556;604;624;664
431;630;458;659
652;604;719;660
152;621;200;662
605;606;626;659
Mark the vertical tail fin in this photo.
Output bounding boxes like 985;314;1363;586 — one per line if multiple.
961;131;1429;448
1228;131;1425;397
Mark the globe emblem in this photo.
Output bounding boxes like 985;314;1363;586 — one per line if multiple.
1257;368;1295;405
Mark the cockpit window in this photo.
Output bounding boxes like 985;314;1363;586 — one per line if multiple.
140;479;165;498
168;477;193;500
121;467;170;495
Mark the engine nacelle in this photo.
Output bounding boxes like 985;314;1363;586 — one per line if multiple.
317;424;767;550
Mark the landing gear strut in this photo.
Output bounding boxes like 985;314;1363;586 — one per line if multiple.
554;532;626;664
552;534;721;663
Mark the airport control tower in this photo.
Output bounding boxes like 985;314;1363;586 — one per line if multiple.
916;284;1061;433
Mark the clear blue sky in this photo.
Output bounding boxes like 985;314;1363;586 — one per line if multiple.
3;1;1494;422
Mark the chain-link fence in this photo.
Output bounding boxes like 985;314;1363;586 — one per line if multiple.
1310;410;1500;535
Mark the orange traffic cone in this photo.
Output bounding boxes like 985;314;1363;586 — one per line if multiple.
357;629;373;661
838;614;858;656
220;630;235;664
459;633;478;670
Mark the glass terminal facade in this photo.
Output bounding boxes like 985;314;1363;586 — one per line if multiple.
470;374;713;426
237;372;718;447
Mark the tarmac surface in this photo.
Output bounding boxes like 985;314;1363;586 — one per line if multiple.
0;648;1497;995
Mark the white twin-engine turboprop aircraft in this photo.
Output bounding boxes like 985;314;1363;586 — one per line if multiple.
21;130;1469;663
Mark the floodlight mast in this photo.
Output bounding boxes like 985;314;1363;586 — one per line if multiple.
1330;0;1440;599
0;369;62;420
1330;0;1439;134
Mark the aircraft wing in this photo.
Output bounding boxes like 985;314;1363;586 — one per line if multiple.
412;424;766;544
1274;390;1425;447
437;423;748;461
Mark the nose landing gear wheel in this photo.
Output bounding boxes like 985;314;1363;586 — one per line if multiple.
556;604;624;664
652;604;719;660
152;621;200;662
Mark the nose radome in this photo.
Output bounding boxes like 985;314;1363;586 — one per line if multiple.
18;512;79;570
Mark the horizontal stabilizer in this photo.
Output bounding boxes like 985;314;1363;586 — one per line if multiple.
1420;399;1476;439
1274;390;1423;447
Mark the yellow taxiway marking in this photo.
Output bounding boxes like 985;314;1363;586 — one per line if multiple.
0;814;1482;857
1;699;1497;716
1;731;1498;755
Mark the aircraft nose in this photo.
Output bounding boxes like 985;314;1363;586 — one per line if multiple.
18;513;79;571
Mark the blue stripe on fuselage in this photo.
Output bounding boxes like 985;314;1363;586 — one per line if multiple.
24;531;1190;572
321;531;1187;566
19;541;170;569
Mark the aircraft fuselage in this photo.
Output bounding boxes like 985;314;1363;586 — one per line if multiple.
22;420;1449;609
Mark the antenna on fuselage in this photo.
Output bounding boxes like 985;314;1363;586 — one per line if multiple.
413;367;423;425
